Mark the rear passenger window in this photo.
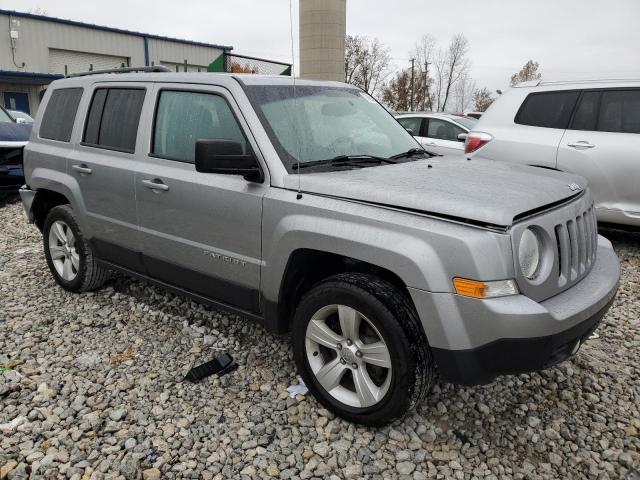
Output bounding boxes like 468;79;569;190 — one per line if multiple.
597;90;640;134
152;90;247;163
83;88;145;152
570;91;601;131
427;118;464;141
515;91;579;129
40;88;83;142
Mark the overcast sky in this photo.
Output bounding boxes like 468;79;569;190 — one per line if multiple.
4;0;640;92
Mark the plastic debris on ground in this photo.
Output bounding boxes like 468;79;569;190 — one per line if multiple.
287;376;308;398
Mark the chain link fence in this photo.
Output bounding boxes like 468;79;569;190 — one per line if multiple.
221;53;292;76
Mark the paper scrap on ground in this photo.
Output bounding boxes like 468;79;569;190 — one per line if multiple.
286;377;308;398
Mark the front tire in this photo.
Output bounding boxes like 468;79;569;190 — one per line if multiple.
292;273;435;426
43;205;109;292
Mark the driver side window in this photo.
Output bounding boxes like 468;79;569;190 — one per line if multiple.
153;90;247;163
427;118;464;141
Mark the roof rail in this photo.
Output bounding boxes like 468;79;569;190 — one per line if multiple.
539;78;640;86
67;65;172;78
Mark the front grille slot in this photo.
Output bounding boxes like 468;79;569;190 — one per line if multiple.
553;203;597;287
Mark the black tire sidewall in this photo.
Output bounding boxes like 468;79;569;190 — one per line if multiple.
292;278;417;425
43;206;88;292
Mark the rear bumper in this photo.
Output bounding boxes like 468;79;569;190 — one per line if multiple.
409;235;620;385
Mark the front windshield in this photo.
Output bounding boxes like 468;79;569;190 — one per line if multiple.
451;116;477;130
0;107;14;124
245;85;422;172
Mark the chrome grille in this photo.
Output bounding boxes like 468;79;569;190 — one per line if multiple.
554;204;598;287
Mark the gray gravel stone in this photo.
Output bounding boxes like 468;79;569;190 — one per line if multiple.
1;202;639;480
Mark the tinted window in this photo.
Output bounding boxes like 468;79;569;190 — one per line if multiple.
397;117;422;135
153;90;247;163
515;91;579;129
427;118;464;141
40;88;83;142
570;91;600;131
83;88;145;152
598;90;640;134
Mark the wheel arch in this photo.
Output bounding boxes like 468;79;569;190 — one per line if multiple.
263;248;416;334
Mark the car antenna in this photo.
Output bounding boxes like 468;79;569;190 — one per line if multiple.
290;0;302;200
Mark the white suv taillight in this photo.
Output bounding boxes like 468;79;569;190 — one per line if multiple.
464;132;493;154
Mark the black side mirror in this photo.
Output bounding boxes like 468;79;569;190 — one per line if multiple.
195;140;263;182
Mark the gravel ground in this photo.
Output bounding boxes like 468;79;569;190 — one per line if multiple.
1;200;639;480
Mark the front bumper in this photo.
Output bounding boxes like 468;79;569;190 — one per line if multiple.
409;235;620;385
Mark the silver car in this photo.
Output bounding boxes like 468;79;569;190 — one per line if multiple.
396;112;477;156
20;69;619;425
466;79;640;228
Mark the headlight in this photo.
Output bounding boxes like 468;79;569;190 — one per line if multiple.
519;228;542;279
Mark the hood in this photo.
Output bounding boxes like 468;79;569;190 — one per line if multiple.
284;157;587;228
0;121;31;143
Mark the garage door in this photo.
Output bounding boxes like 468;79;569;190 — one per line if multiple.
48;49;130;75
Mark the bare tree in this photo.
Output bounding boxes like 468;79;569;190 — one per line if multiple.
27;7;48;15
411;35;436;110
439;34;471;112
453;73;476;112
473;87;495;112
510;60;542;86
345;35;392;98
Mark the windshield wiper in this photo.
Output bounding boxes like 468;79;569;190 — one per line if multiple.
292;155;396;170
389;148;431;160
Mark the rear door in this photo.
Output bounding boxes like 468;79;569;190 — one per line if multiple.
423;118;466;156
474;90;580;167
135;84;266;313
557;88;640;225
68;83;147;270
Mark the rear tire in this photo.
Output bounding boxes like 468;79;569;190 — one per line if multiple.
43;205;109;292
291;273;435;426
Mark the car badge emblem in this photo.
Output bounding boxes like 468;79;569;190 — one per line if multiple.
567;183;581;192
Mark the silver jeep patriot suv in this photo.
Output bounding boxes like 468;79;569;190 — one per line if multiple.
20;68;620;426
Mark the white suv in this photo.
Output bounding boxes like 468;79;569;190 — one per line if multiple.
466;79;640;228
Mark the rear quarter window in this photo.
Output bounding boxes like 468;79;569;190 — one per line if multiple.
598;89;640;134
515;91;579;129
39;88;84;142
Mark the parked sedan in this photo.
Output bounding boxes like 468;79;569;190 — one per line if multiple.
8;109;34;124
396;113;477;156
0;105;31;192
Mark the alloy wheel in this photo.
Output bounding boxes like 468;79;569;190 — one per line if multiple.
48;220;79;281
305;304;392;408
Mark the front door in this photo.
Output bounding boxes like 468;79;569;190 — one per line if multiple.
4;92;30;114
69;84;148;270
557;88;640;225
135;84;266;313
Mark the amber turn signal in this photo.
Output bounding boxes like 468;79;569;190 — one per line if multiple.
453;278;519;299
453;278;486;298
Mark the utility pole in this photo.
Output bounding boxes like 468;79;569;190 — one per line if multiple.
410;58;415;112
423;61;430;111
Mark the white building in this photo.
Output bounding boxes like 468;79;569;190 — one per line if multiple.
0;9;234;114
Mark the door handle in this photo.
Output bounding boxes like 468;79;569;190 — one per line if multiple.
567;141;595;149
71;164;92;175
424;141;436;146
141;179;169;192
